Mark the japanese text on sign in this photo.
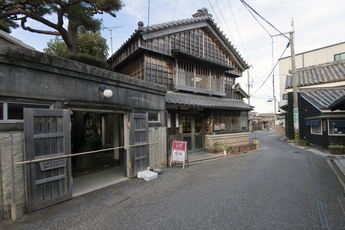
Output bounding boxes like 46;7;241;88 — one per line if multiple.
40;159;66;171
171;141;187;163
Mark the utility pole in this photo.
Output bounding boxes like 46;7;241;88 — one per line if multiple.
271;19;298;144
247;65;253;105
247;68;250;105
290;28;299;145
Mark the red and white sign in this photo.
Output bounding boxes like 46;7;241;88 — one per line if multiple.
170;141;187;169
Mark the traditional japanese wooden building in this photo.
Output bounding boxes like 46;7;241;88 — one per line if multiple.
281;60;345;149
109;8;253;154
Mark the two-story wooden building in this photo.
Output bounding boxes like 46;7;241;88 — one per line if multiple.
109;8;253;155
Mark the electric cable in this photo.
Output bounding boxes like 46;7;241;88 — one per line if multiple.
228;0;249;62
215;0;236;48
208;0;223;34
240;0;289;40
251;42;290;96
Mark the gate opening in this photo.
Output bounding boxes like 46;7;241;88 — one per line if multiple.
70;111;126;197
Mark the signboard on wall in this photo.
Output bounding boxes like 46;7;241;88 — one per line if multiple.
170;141;187;169
293;108;299;130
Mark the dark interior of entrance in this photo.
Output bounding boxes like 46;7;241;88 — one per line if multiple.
70;111;125;194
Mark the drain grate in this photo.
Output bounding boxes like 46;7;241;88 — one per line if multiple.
294;151;301;154
305;152;330;230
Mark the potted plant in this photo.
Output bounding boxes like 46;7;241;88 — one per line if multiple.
299;139;309;147
245;144;251;151
329;144;345;155
227;147;233;155
250;143;257;150
213;141;222;154
239;145;245;152
232;146;239;154
222;144;228;155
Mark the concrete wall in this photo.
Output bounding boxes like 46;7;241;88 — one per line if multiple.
275;125;285;135
205;132;250;152
0;132;25;220
0;44;167;112
148;127;167;169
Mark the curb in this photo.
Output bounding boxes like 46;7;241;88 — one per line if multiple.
328;159;345;194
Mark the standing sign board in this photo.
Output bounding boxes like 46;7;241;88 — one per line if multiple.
170;141;187;169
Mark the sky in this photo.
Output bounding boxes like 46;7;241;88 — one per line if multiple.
8;0;345;114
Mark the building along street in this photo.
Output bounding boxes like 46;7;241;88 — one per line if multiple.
3;130;345;230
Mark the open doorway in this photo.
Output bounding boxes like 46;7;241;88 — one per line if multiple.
70;111;127;197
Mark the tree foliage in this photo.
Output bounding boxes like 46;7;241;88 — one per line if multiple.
0;0;123;53
44;28;110;69
44;28;109;60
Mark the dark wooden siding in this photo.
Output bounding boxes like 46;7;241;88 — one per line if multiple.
299;93;322;147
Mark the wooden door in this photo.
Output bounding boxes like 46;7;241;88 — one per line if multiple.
182;115;203;153
24;108;72;213
130;113;149;177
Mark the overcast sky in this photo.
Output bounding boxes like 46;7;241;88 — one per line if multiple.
9;0;345;114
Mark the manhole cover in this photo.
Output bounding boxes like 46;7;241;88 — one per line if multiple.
294;151;301;154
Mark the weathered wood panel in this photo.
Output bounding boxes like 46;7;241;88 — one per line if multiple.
130;113;149;177
24;108;72;213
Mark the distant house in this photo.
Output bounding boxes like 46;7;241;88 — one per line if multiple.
109;8;253;154
250;113;276;131
281;59;345;149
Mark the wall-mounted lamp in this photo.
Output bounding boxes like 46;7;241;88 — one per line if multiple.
99;85;113;98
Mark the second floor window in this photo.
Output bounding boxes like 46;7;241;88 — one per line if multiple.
335;52;345;61
176;60;224;92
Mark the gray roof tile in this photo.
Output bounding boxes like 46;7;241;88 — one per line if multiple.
285;60;345;88
300;88;345;109
165;92;253;110
110;10;247;66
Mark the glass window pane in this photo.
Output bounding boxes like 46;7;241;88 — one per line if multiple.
8;103;50;120
148;113;158;122
182;116;192;133
195;116;202;133
183;136;192;151
0;103;3;120
195;135;202;149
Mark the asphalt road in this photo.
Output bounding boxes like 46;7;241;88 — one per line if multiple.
7;131;345;230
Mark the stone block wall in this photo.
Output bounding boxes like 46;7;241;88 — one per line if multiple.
148;127;167;169
275;125;285;135
0;132;25;220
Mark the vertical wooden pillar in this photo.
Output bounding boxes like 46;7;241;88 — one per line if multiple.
113;113;120;161
102;116;106;148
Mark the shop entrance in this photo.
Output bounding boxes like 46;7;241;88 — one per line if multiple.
71;111;126;197
182;114;203;153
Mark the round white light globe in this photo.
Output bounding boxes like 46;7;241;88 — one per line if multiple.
103;89;113;98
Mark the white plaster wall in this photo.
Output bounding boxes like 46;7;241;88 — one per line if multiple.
279;42;345;107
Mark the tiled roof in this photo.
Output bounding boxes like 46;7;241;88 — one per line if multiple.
285;60;345;88
110;10;247;67
165;92;253;110
327;93;345;110
300;88;345;110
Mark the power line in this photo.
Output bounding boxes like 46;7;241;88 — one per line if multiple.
251;42;290;96
240;0;271;38
171;0;179;21
228;0;249;62
215;0;236;48
240;0;289;40
280;0;291;19
208;0;223;37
